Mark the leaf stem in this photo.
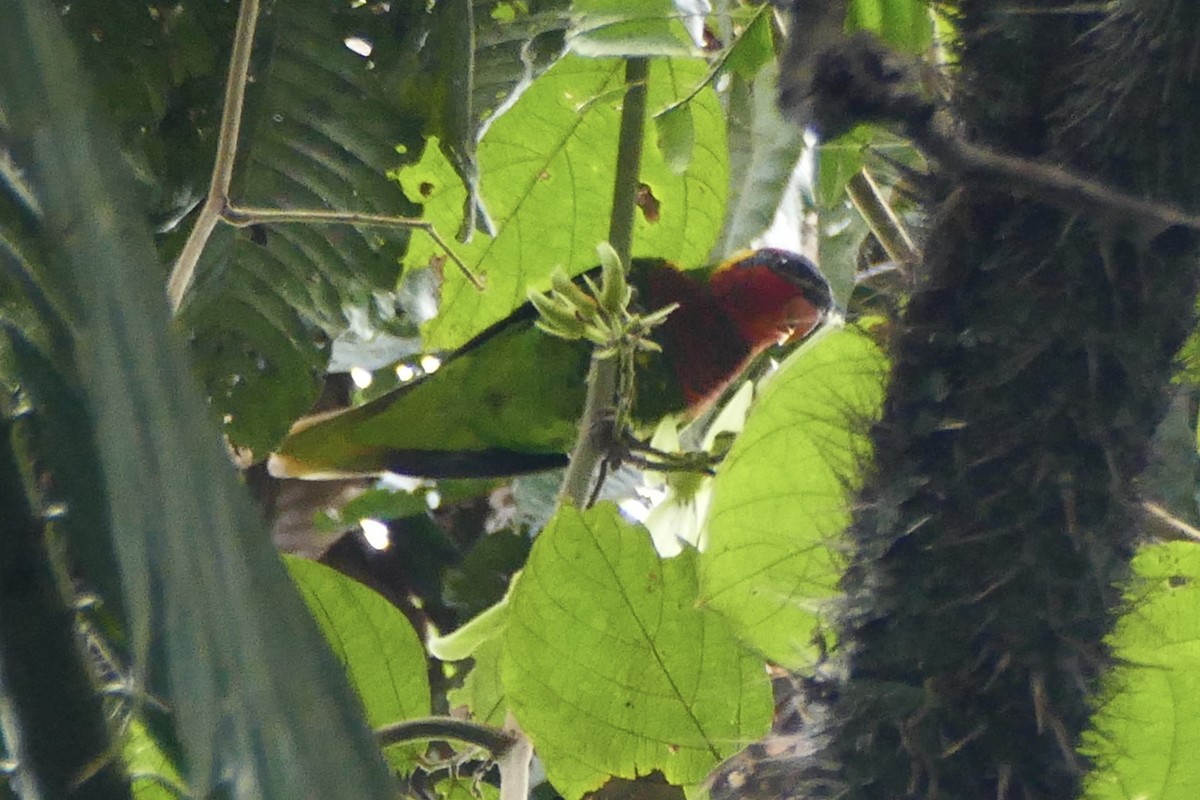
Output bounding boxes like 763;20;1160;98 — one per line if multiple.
559;57;649;507
221;205;479;288
496;715;533;800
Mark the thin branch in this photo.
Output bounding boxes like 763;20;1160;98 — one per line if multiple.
559;57;650;507
221;205;480;288
375;716;515;756
913;110;1200;241
1003;3;1109;13
1141;500;1200;543
167;0;259;312
375;716;530;800
845;168;918;270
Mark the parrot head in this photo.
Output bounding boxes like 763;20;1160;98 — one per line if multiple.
709;248;834;351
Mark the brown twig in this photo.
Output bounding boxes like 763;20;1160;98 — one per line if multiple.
167;0;259;312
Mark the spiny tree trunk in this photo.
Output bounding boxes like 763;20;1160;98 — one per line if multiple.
722;2;1200;798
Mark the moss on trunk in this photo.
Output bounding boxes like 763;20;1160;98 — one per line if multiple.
718;2;1200;798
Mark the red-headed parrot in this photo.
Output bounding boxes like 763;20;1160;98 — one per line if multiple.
268;249;832;480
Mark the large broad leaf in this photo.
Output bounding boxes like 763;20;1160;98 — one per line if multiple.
174;0;441;455
408;53;727;350
568;0;695;57
448;635;509;727
0;2;398;797
55;0;430;456
1082;542;1200;800
56;0;238;227
700;327;886;669
435;596;510;726
709;7;810;258
285;556;432;770
502;503;772;798
716;60;807;257
56;0;571;456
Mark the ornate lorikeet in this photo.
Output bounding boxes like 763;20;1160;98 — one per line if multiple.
268;249;832;480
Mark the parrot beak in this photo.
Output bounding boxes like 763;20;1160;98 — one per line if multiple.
779;295;829;345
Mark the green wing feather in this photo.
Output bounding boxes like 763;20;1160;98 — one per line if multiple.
270;312;592;478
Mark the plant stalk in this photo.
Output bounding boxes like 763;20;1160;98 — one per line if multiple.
559;57;649;507
167;0;260;312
